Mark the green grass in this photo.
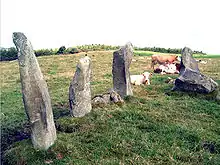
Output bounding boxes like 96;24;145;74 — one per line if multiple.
193;54;220;58
134;51;154;56
1;51;220;164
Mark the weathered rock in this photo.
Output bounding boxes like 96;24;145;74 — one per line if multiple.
92;94;111;108
112;42;133;98
110;89;124;104
69;56;92;117
92;89;124;108
173;47;218;93
174;68;218;93
13;32;56;150
180;47;199;74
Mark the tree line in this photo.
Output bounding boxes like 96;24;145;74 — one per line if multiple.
134;46;206;55
0;44;206;61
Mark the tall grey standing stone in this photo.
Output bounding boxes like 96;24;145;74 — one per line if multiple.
112;42;133;98
13;32;56;150
173;47;218;93
69;56;92;117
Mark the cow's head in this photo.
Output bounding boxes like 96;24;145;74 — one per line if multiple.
142;72;151;78
142;72;152;84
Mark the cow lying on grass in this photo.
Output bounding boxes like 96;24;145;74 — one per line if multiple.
151;54;180;69
130;72;152;85
154;63;180;74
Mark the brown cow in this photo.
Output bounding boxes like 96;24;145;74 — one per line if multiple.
151;54;180;69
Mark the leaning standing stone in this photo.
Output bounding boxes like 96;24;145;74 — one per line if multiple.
112;42;133;98
13;32;56;150
179;47;200;74
69;56;92;117
173;47;218;93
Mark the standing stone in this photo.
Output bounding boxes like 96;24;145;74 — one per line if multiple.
180;47;199;74
13;32;56;150
69;56;92;117
173;47;218;93
112;42;133;98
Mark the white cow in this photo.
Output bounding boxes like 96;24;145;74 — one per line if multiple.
130;72;152;85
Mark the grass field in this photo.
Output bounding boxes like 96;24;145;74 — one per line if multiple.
1;51;220;164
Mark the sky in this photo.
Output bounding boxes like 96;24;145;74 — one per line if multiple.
1;0;220;54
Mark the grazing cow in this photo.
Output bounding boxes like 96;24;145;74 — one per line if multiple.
151;55;180;69
130;72;152;85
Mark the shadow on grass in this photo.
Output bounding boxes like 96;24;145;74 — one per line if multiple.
165;89;220;103
1;104;70;162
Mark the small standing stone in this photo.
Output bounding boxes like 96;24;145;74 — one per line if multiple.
69;56;92;117
13;32;56;150
112;42;133;98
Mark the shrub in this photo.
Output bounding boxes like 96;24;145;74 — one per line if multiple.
56;46;66;54
34;49;56;56
0;47;18;61
76;44;120;52
65;47;79;54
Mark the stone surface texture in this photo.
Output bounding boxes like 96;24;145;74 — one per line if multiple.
179;47;200;74
13;32;56;150
92;89;124;107
69;56;92;117
112;42;133;98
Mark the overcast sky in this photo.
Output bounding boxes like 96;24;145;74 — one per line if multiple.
1;0;220;54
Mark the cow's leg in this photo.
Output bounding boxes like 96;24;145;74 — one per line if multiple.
151;60;156;69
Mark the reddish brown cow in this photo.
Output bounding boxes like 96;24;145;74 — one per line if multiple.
151;55;179;69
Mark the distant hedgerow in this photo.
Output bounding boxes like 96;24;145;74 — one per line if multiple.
0;44;207;61
35;49;56;56
65;47;79;54
134;46;206;55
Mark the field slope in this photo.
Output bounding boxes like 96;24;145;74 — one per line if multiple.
1;51;220;164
